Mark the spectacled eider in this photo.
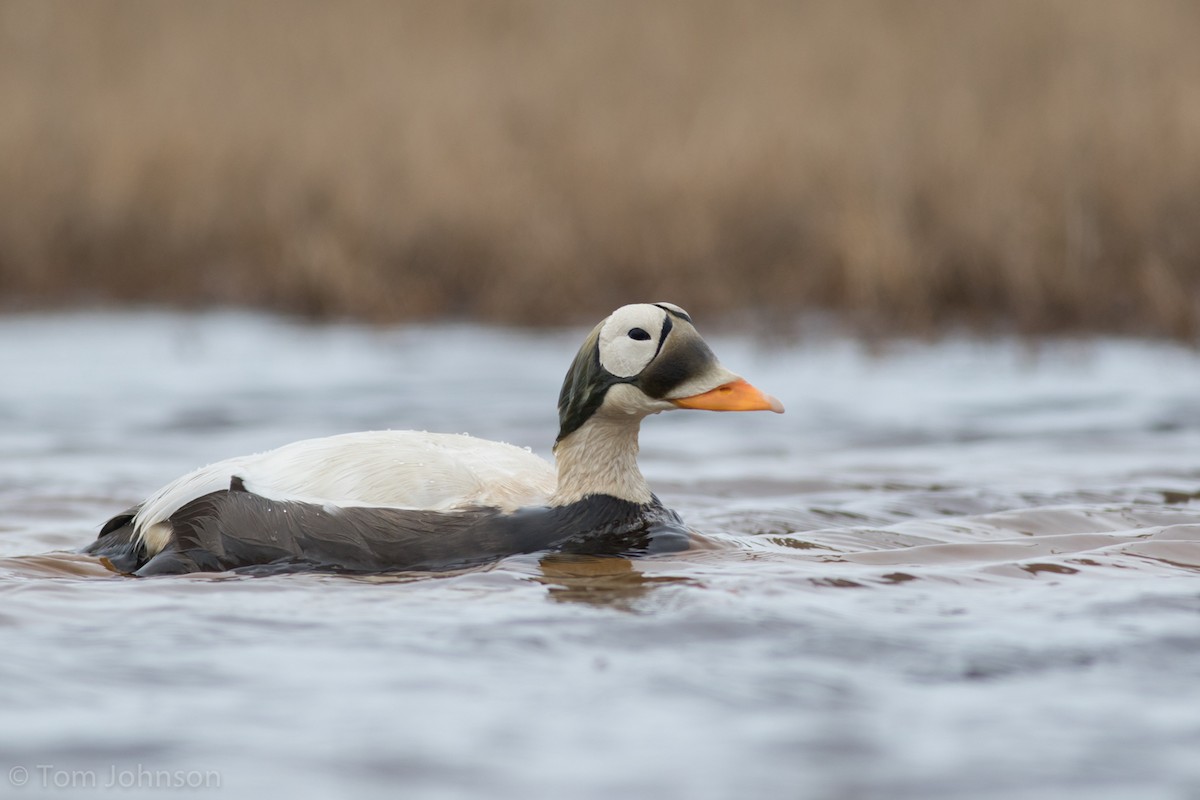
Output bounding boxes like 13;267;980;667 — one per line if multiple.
84;302;783;575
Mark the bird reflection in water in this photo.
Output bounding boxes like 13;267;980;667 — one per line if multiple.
534;553;695;609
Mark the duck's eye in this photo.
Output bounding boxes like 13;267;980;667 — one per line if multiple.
628;327;651;341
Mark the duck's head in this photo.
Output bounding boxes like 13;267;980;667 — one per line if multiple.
556;302;784;443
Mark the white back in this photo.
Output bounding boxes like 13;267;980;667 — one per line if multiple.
133;431;557;552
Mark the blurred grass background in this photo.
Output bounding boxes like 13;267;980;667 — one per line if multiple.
1;0;1199;336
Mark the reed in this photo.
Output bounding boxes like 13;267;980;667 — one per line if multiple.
2;0;1198;337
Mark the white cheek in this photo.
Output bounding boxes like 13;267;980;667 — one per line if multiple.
599;337;656;378
601;383;674;416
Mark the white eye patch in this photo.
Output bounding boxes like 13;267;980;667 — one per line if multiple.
597;304;668;378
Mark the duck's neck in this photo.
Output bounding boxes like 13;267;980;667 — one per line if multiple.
550;415;653;507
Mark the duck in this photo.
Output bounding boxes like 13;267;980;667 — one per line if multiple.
84;302;783;575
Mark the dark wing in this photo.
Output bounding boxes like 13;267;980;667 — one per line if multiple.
128;489;538;575
89;487;692;576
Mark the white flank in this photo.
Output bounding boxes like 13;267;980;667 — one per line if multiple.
132;431;556;553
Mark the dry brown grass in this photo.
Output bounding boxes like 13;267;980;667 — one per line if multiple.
2;0;1199;336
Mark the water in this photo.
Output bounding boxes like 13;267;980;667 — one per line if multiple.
1;311;1198;800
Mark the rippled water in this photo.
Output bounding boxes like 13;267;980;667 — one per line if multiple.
1;311;1198;799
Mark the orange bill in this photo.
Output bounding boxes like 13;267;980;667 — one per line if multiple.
671;378;785;413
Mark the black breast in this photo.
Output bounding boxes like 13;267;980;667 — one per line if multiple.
86;488;691;576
